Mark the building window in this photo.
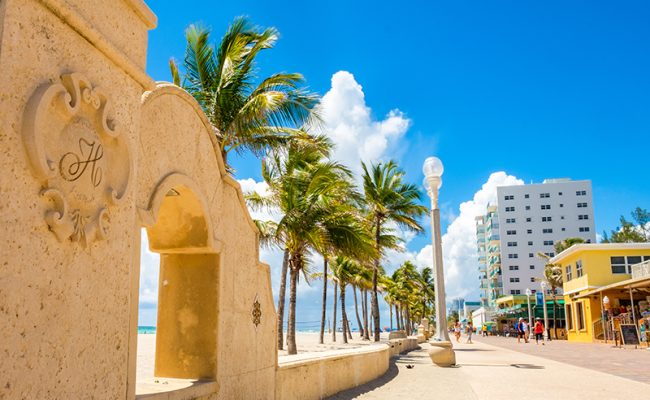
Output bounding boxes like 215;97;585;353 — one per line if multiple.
507;242;517;247
507;230;517;235
579;227;590;232
540;193;550;198
506;218;516;223
526;217;531;222
611;256;627;273
525;194;529;199
561;228;566;231
510;289;521;295
525;206;530;210
566;304;573;330
578;214;589;220
576;260;583;278
528;241;533;246
576;190;587;196
542;228;553;233
560;204;564;208
543;240;553;246
544;252;554;257
527;229;532;234
505;206;515;212
510;277;520;283
504;195;515;200
577;202;588;208
558;192;563;196
529;253;534;258
508;254;518;259
542;216;552;222
576;302;585;330
509;265;519;270
541;204;551;210
565;265;572;281
529;265;535;269
530;277;535;282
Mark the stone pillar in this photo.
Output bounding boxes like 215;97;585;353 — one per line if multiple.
0;1;155;398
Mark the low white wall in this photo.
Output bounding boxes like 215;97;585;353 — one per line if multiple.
276;338;420;400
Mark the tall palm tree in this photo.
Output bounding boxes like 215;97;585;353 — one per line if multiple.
361;161;428;341
250;141;374;354
329;256;362;344
170;18;319;171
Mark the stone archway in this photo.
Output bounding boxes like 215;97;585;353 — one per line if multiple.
0;2;276;399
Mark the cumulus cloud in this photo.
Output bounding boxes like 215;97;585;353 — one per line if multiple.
413;172;524;301
319;71;411;175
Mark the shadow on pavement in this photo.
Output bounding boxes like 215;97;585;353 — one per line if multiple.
454;348;494;352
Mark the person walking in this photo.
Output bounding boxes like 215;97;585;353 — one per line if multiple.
522;319;530;343
534;318;545;345
515;318;524;343
482;324;488;337
466;321;474;344
453;320;461;342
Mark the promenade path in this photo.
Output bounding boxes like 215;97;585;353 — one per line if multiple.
327;339;650;400
477;335;650;384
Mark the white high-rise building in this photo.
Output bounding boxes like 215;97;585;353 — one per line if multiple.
496;178;596;296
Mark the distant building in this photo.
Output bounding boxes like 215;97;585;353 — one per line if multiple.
496;178;596;296
476;205;502;308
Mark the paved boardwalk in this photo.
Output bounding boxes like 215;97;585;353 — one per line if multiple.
327;340;650;400
475;335;650;384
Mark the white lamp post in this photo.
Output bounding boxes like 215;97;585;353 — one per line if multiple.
525;288;533;328
540;281;549;341
423;157;456;367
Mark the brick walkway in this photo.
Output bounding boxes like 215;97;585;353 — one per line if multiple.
474;335;650;384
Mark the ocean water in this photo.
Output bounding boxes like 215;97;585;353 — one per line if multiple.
138;326;156;334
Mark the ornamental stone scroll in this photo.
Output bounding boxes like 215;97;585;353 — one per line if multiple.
22;73;131;246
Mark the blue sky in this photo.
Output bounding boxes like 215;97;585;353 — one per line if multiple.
139;0;650;327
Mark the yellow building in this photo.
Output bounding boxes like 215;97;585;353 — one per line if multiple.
551;243;650;343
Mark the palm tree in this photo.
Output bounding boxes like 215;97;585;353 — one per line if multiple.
170;18;319;171
416;267;435;320
361;161;428;341
554;237;585;254
250;140;374;355
537;252;564;339
329;256;362;344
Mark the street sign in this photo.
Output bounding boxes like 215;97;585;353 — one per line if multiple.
536;292;543;305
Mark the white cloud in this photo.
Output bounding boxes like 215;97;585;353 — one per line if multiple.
319;71;411;175
413;172;524;301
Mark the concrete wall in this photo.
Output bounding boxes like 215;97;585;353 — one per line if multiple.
276;338;420;400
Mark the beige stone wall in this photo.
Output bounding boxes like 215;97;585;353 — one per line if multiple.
0;1;277;399
276;345;390;400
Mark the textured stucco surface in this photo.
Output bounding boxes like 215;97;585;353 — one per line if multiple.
0;1;276;399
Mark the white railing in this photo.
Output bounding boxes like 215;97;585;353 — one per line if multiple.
631;260;650;279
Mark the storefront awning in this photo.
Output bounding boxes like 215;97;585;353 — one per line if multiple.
572;276;650;299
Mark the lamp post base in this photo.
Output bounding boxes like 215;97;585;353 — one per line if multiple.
427;340;456;367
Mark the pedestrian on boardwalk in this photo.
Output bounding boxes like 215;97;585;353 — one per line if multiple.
466;321;474;344
522;319;530;343
453;320;462;342
482;324;488;337
515;318;524;343
534;318;545;345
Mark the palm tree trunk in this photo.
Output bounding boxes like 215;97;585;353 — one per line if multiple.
277;248;289;350
332;281;338;342
389;304;393;331
395;306;401;331
319;258;328;345
341;284;348;344
353;285;363;338
371;220;382;341
363;289;370;340
347;319;353;340
286;264;299;355
405;306;411;335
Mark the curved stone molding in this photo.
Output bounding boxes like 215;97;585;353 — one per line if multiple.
23;73;131;246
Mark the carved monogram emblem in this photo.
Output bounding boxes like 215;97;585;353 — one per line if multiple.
23;73;131;246
252;298;262;327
